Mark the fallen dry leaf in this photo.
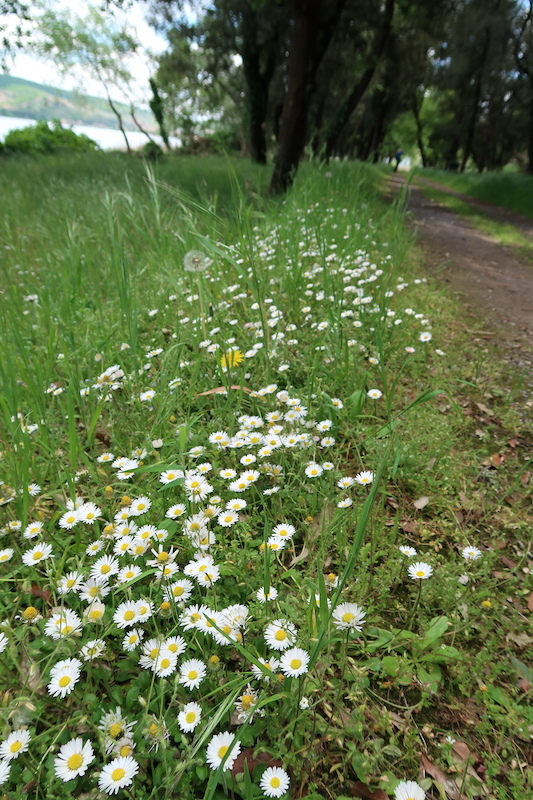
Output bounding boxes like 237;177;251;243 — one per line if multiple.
195;385;256;397
527;593;533;613
350;781;388;800
289;546;309;567
453;741;472;761
421;754;467;800
490;453;505;467
400;520;418;534
413;496;430;510
230;749;282;777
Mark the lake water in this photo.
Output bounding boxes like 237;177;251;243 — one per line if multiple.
0;115;178;150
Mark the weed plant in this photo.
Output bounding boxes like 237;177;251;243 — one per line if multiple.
0;155;531;800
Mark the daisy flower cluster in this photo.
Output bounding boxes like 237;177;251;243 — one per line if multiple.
0;170;457;798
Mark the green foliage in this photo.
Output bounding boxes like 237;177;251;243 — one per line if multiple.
1;120;99;156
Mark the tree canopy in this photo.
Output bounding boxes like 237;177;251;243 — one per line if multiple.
4;0;533;186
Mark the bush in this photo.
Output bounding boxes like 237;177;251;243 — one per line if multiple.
2;120;99;156
141;140;164;161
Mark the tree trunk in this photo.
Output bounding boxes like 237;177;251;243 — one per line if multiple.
241;8;279;165
321;0;396;161
269;0;347;194
149;78;171;151
412;91;428;168
130;103;158;145
528;79;533;173
106;92;131;154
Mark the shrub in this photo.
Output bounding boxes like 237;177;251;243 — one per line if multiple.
2;120;99;156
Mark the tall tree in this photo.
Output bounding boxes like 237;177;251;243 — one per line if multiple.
32;5;141;153
269;0;347;194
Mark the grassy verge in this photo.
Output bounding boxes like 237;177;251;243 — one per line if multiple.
415;183;533;267
0;154;531;800
414;168;533;221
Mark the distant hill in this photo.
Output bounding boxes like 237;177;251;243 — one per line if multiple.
0;75;157;132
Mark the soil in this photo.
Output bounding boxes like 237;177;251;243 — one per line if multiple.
385;173;533;395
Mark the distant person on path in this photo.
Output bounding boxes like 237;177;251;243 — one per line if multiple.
394;148;403;172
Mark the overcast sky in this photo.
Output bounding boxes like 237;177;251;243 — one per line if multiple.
5;0;172;105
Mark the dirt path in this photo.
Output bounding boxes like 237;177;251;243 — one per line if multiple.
386;173;533;398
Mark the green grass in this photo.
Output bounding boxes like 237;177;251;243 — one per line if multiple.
414;184;533;266
415;168;533;220
0;153;531;800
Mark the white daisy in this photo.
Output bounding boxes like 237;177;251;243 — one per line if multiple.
0;759;10;785
205;731;241;771
260;766;290;797
177;702;202;733
48;658;82;698
462;545;482;561
355;471;374;485
408;562;433;580
332;602;366;631
53;738;94;781
394;780;425;800
279;647;310;677
122;628;144;651
264;619;297;651
399;546;417;557
98;755;139;794
21;542;54;566
179;658;206;689
0;729;31;760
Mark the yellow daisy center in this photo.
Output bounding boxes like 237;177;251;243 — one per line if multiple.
188;670;198;680
416;570;425;577
217;745;229;759
150;648;159;660
119;745;131;757
23;606;38;620
100;565;111;574
160;658;170;669
173;586;184;597
271;777;281;788
342;612;354;623
67;753;83;770
109;723;123;739
290;659;302;670
240;694;254;709
112;768;125;781
9;741;22;753
59;676;71;687
185;711;196;723
274;630;286;641
157;552;169;562
33;551;43;560
124;610;135;621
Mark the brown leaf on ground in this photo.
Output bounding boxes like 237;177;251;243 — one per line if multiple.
476;402;494;415
195;385;256;397
386;496;399;509
521;471;531;486
349;781;388;800
490;453;506;467
413;496;430;510
421;754;468;800
400;520;418;534
527;593;533;613
507;632;533;648
95;426;112;447
308;504;335;539
501;556;517;569
230;749;282;777
453;741;472;761
31;583;52;604
289;546;309;567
